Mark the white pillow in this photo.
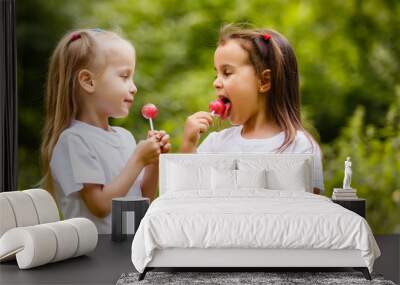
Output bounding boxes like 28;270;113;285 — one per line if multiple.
167;162;211;191
211;159;237;170
211;168;237;191
267;160;310;192
211;168;268;191
236;169;268;189
238;158;312;192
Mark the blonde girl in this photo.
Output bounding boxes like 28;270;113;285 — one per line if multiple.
41;29;170;233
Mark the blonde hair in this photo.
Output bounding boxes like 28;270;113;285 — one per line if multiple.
40;28;130;197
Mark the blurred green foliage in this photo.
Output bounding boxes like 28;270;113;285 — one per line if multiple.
324;91;400;234
17;0;400;233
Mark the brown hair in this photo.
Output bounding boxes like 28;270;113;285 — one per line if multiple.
218;24;309;152
40;29;129;197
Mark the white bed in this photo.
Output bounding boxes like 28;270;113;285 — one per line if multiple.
131;154;380;280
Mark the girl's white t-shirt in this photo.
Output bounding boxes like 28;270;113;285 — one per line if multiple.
197;126;324;192
50;120;143;234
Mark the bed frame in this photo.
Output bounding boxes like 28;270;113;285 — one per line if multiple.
138;154;372;281
139;248;371;280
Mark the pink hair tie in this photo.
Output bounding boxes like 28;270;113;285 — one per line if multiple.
70;33;81;43
262;33;271;41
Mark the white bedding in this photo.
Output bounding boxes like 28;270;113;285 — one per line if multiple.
131;190;380;273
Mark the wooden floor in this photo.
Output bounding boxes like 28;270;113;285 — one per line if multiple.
0;234;398;285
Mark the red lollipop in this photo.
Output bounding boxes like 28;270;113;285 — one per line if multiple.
209;98;232;119
209;99;226;117
141;103;158;131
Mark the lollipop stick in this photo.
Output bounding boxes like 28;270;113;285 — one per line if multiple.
211;110;215;116
149;118;154;131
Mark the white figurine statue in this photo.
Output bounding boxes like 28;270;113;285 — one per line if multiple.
343;157;352;189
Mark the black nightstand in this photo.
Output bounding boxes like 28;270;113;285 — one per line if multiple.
332;198;366;218
111;197;150;242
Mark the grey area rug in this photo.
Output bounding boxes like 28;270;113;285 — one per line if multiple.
116;271;396;285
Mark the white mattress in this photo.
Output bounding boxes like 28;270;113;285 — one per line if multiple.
131;190;381;273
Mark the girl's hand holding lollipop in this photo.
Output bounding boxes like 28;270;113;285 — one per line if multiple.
141;103;171;154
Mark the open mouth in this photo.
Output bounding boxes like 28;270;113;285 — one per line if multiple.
218;96;232;119
220;96;230;104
